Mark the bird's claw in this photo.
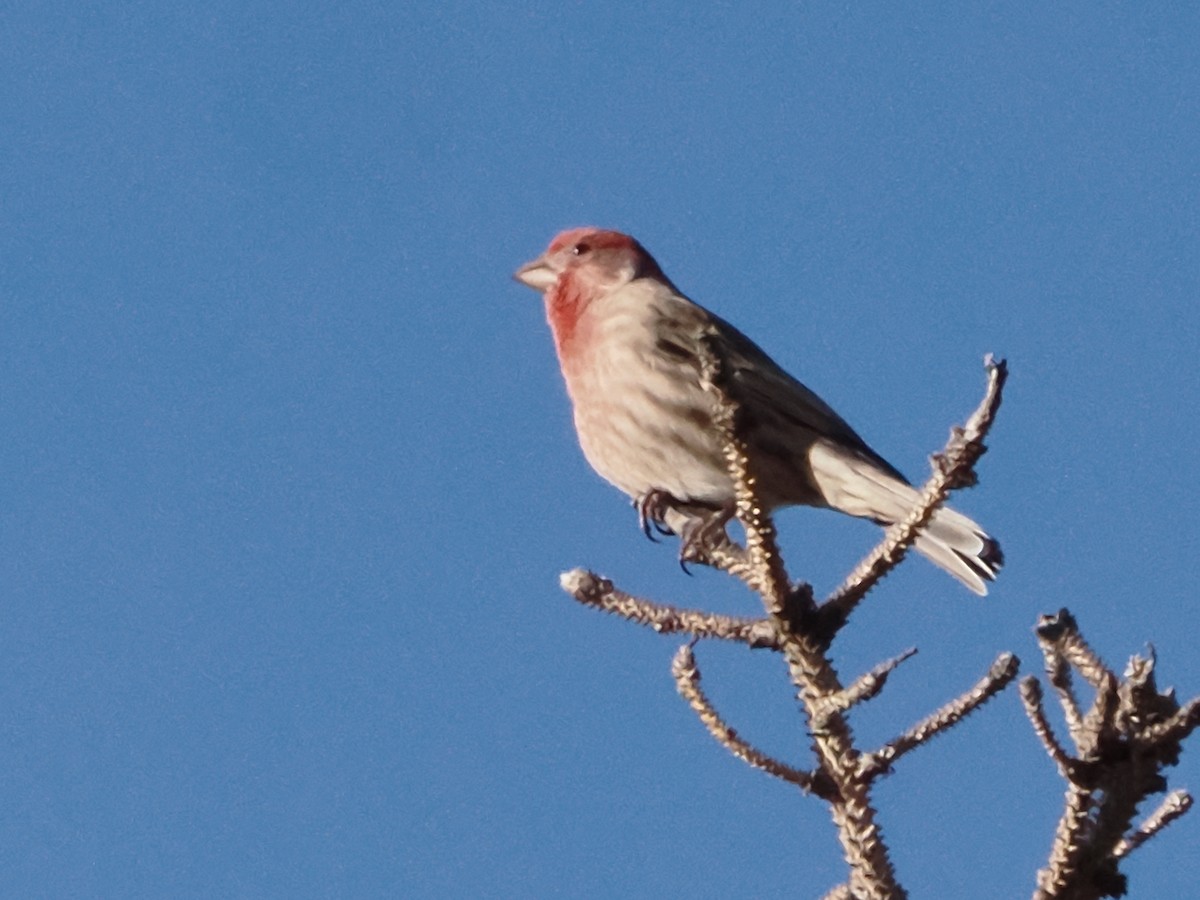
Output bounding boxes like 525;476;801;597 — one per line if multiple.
676;506;736;571
634;490;678;542
636;493;735;575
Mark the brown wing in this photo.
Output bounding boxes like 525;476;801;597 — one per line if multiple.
702;311;910;486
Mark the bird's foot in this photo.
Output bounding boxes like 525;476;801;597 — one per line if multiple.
635;493;740;574
634;490;679;542
676;505;736;570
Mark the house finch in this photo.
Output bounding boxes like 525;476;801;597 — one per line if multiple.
515;227;1002;594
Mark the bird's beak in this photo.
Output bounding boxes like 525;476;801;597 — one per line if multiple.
513;255;558;292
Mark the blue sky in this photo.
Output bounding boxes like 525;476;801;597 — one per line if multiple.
3;3;1198;897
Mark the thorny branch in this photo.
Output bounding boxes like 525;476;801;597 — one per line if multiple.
560;568;778;648
818;357;1007;636
825;647;919;717
1025;610;1200;900
1044;647;1087;747
701;332;906;899
670;643;824;795
1019;678;1078;779
859;653;1020;781
1114;790;1193;859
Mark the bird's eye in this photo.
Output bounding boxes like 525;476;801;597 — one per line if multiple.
572;242;591;256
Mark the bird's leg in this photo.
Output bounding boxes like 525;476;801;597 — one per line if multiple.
636;493;739;573
634;490;679;542
676;504;735;567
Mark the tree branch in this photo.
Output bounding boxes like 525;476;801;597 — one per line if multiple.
1114;790;1193;860
1043;646;1087;747
822;648;918;718
860;653;1019;781
671;643;823;795
552;354;1030;899
699;332;906;900
1019;677;1078;780
559;568;778;648
819;358;1007;634
1028;610;1200;899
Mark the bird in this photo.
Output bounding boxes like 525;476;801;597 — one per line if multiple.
514;227;1002;594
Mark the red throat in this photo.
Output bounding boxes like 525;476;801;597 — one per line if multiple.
544;269;593;371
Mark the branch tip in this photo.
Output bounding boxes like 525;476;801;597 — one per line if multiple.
822;358;1007;626
560;568;782;647
827;647;919;716
1115;790;1194;860
861;652;1019;779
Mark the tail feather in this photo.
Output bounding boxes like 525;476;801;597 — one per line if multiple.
809;441;1003;595
913;517;1003;596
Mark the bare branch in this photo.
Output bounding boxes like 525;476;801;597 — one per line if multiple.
823;648;919;717
1019;677;1077;780
663;503;753;577
821;358;1007;630
1114;790;1193;860
682;531;753;576
697;334;906;899
698;335;795;617
1043;646;1087;746
932;353;1008;488
1078;672;1120;760
1143;697;1200;747
1033;785;1112;900
671;644;822;794
860;653;1019;780
1028;610;1200;899
1035;609;1112;692
559;568;779;648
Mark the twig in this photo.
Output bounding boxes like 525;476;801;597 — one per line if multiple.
1144;697;1200;747
699;332;798;619
671;644;823;794
822;648;919;718
1036;609;1109;692
1114;790;1193;859
662;503;753;577
860;653;1019;780
1019;678;1078;780
820;358;1007;633
559;568;778;648
1044;647;1087;747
